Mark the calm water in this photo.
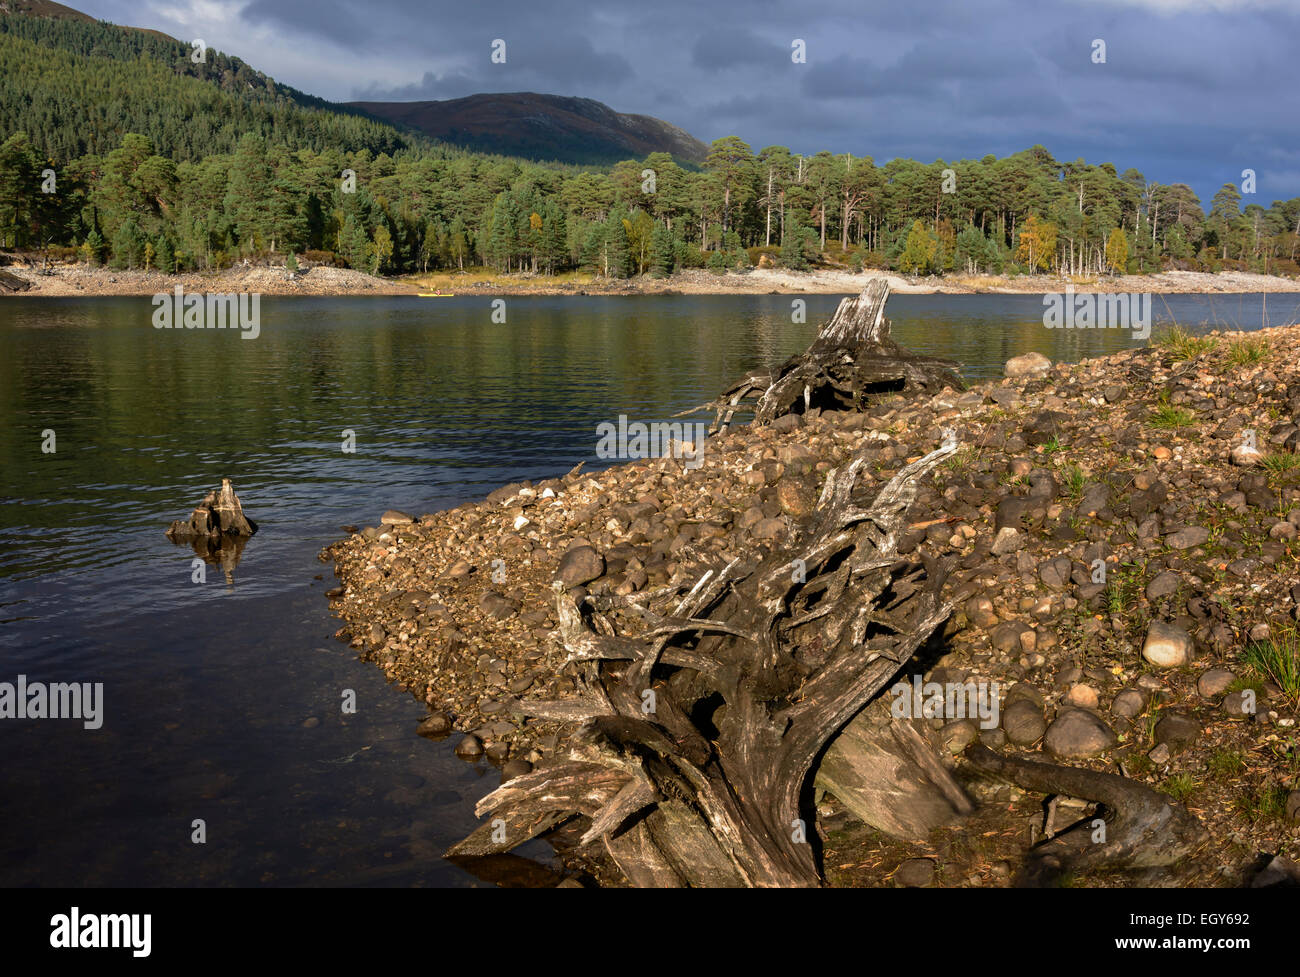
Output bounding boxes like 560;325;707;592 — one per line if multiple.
0;290;1290;887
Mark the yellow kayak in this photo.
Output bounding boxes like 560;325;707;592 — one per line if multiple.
417;292;454;297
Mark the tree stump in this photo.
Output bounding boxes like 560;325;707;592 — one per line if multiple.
679;280;963;433
166;478;257;540
448;443;963;886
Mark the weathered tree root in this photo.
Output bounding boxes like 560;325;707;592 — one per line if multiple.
448;441;960;886
962;743;1207;886
166;477;257;540
677;280;964;433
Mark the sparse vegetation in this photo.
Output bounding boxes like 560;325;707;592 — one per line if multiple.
1154;325;1218;360
1161;774;1198;801
1261;451;1300;475
1227;336;1270;366
1241;631;1300;705
1150;404;1196;429
1234;783;1289;823
1207;750;1246;780
1060;463;1086;501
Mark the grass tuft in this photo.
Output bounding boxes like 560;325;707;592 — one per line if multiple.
1154;325;1218;360
1226;336;1270;366
1150;404;1196;429
1161;774;1198;802
1241;631;1300;706
1261;452;1300;475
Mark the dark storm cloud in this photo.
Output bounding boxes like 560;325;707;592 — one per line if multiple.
690;28;787;72
71;0;1300;205
353;33;633;100
238;0;372;47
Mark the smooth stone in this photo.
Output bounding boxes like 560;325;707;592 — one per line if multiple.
895;857;936;887
1111;688;1146;719
1196;668;1236;698
1044;708;1116;758
454;734;484;758
417;712;452;737
1065;684;1099;709
1002;699;1047;745
1142;620;1192;668
1004;352;1051;378
1145;571;1181;601
555;545;605;587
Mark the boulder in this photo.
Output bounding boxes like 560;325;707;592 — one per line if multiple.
555;546;605;588
1004;352;1051;378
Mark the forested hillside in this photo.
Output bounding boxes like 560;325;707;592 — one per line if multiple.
2;8;1298;281
0;12;412;161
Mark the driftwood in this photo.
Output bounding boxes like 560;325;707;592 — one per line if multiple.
963;744;1206;886
678;280;963;433
448;441;960;886
0;268;32;293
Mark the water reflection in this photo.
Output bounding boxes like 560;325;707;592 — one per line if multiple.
169;532;249;585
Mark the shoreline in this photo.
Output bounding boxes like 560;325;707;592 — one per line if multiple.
322;321;1300;887
5;262;1300;298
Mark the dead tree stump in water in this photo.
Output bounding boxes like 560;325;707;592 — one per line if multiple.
166;478;257;540
679;280;963;433
448;443;964;886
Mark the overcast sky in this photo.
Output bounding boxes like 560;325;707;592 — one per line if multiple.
75;0;1299;209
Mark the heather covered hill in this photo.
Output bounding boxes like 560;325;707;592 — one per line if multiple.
348;92;709;167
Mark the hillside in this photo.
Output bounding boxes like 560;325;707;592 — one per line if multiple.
0;5;414;161
0;0;176;40
349;92;709;166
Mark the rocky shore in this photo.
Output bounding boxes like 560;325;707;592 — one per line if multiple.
402;267;1300;297
0;262;415;296
322;323;1300;887
6;261;1298;300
